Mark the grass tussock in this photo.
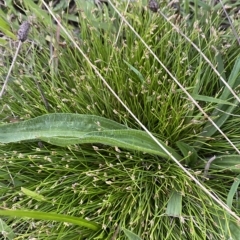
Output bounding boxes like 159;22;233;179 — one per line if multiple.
0;0;240;239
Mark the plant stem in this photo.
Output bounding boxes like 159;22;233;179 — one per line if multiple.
0;41;22;98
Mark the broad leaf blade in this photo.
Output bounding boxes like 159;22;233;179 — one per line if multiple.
0;113;182;160
166;190;182;217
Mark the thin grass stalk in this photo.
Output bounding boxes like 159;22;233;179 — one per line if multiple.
41;0;240;222
105;0;131;74
0;41;22;98
0;21;30;98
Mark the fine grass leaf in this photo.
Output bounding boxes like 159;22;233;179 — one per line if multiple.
122;228;142;240
124;60;145;83
0;113;182;160
0;210;100;231
0;218;16;240
166;190;182;217
191;93;237;106
21;187;46;202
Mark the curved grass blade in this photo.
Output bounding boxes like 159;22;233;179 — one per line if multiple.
0;210;100;231
0;113;182;160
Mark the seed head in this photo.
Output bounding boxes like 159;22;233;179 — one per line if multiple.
17;21;31;42
149;0;159;13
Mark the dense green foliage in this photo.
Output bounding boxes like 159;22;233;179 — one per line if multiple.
0;0;240;239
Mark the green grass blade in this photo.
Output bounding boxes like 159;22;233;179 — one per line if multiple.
0;210;100;231
176;141;198;165
191;94;237;106
216;53;226;88
21;187;47;202
122;228;142;240
0;218;16;240
0;113;182;160
123;60;145;83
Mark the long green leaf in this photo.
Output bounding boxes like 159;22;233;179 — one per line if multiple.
0;210;100;231
191;93;237;106
0;113;182;160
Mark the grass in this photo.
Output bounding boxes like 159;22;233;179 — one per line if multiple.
1;0;240;239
